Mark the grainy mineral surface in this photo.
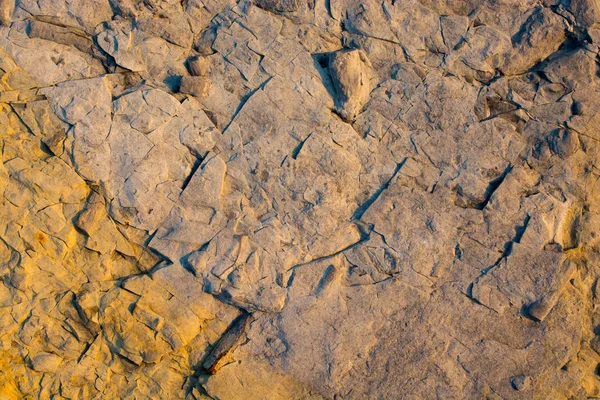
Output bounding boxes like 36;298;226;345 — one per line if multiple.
1;0;600;398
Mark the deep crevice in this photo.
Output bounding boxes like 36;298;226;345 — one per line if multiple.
474;164;513;210
351;159;406;221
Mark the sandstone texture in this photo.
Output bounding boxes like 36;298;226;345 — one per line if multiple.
1;0;600;398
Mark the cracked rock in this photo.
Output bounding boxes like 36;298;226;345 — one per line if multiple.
1;0;600;398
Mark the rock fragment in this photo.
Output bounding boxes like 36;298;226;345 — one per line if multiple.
328;49;373;121
0;0;14;26
179;76;212;97
203;313;253;374
187;56;211;76
254;0;301;13
511;375;531;391
502;7;567;75
31;352;62;373
548;128;580;159
27;19;93;52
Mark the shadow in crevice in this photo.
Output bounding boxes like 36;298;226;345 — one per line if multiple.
474;164;513;210
351;159;406;221
163;75;182;93
312;52;338;107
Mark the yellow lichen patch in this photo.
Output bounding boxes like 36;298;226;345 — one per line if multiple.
34;231;48;245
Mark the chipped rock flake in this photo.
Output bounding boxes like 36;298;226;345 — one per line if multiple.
1;0;600;399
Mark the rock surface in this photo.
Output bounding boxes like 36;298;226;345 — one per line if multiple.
1;0;600;398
